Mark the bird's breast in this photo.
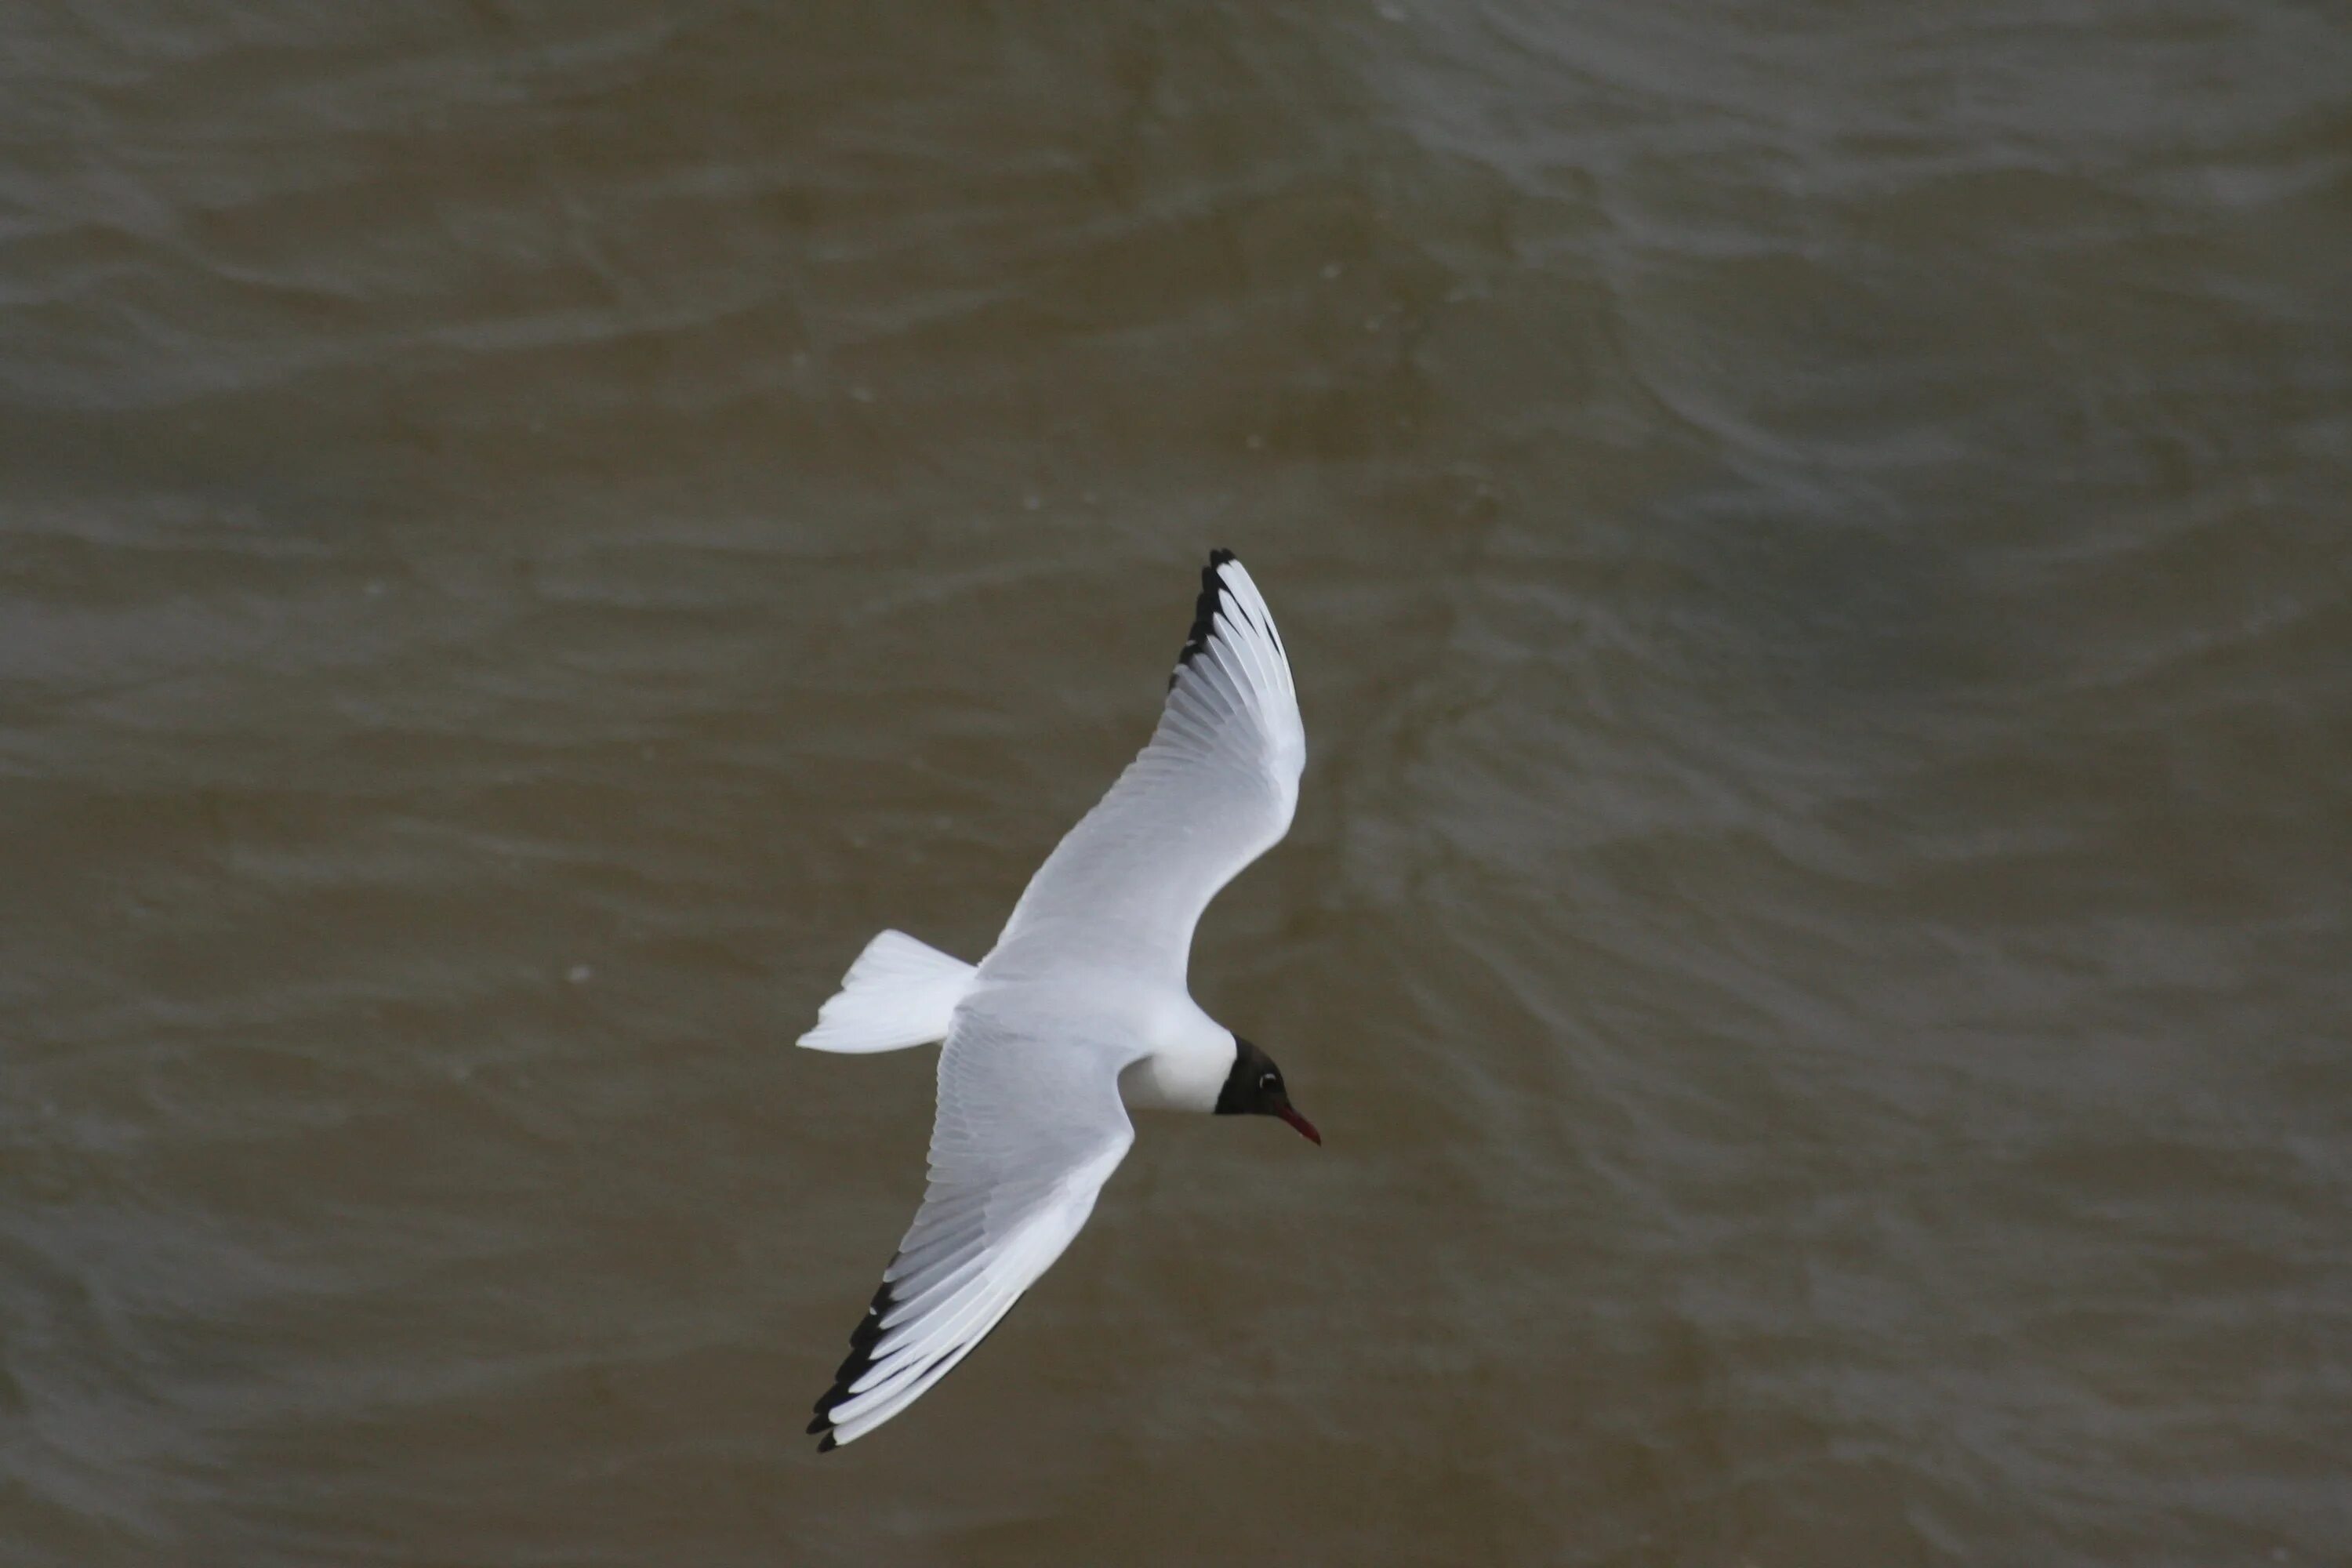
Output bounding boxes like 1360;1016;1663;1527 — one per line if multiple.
1117;1033;1236;1114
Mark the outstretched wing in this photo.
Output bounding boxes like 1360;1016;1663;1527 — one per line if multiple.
808;1006;1138;1450
983;550;1305;988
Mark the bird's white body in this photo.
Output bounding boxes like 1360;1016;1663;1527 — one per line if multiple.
798;551;1307;1449
804;933;1242;1114
1112;996;1242;1112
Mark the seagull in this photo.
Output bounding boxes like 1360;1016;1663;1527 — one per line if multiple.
797;549;1318;1451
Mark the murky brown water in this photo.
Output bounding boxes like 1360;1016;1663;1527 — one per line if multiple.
5;3;2350;1563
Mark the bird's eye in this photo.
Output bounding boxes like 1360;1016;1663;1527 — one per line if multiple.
1259;1072;1279;1091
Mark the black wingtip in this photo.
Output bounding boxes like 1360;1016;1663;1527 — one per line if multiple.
808;1276;898;1447
1171;548;1240;688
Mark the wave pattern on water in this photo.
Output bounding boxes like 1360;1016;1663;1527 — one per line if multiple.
2;2;2349;1565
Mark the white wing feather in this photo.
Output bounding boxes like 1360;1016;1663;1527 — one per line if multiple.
808;1005;1137;1448
983;553;1305;986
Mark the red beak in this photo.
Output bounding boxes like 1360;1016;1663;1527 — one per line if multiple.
1276;1105;1322;1145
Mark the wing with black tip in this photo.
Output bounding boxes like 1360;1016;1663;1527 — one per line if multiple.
984;550;1305;987
808;1009;1137;1450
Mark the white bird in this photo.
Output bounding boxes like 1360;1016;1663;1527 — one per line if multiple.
800;549;1318;1451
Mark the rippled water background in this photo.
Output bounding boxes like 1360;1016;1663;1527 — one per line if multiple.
5;4;2350;1564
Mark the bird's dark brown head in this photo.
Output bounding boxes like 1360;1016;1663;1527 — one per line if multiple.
1214;1036;1320;1145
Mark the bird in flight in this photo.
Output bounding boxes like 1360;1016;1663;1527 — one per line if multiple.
799;549;1317;1450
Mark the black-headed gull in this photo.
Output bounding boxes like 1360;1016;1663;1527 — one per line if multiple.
800;549;1317;1450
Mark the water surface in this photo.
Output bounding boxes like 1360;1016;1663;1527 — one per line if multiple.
4;3;2350;1564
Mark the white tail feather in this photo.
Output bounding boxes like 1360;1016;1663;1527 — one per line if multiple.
798;931;977;1054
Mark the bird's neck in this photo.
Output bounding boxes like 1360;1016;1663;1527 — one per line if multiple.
1116;1003;1236;1114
